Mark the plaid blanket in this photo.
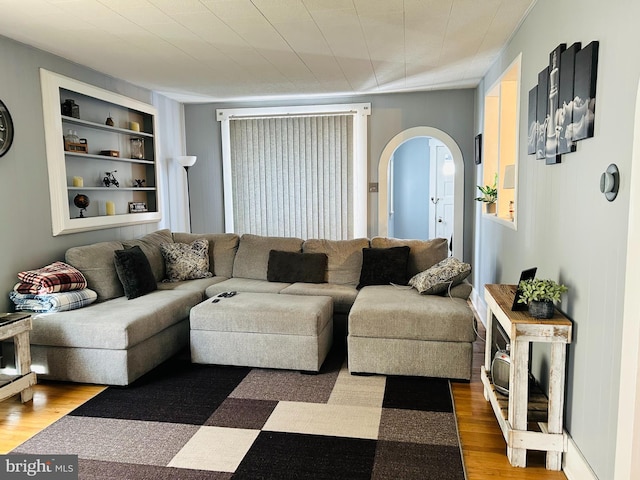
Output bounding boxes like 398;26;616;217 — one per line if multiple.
9;288;97;313
16;261;87;294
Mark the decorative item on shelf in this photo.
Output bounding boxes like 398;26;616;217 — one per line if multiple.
105;113;114;127
130;137;144;159
73;194;90;218
61;99;79;118
105;201;115;216
72;176;83;187
103;170;119;188
100;150;120;157
63;129;88;153
475;172;497;214
128;202;148;213
517;278;569;319
133;179;145;188
129;121;140;132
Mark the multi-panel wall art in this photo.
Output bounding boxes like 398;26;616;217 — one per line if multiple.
527;41;599;164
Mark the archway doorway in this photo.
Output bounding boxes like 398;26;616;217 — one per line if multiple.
378;127;464;259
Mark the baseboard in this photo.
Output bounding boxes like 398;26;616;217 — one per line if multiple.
469;287;487;327
563;436;598;480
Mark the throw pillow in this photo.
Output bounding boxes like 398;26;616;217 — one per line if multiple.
160;239;213;282
267;250;328;283
113;246;157;299
357;246;410;289
409;256;471;295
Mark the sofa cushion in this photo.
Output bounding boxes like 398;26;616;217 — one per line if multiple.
267;250;328;283
233;234;303;280
348;285;476;343
302;238;370;286
357;246;410;289
65;240;125;301
371;237;448;278
205;277;291;297
409;257;471;295
280;282;359;314
172;232;239;278
28;289;202;350
161;239;213;282
114;246;157;300
122;229;173;283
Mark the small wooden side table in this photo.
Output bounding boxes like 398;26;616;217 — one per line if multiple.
481;284;572;470
0;313;37;403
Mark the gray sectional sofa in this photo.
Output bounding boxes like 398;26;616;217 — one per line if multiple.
14;229;476;385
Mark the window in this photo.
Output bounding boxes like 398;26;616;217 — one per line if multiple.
217;104;370;239
483;55;521;228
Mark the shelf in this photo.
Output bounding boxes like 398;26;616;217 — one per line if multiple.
68;187;156;191
65;151;154;165
41;68;162;235
62;115;153;137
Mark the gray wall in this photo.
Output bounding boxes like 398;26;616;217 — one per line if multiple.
0;36;181;313
184;89;476;260
475;0;640;477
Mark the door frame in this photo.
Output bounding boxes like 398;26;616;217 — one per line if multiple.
378;126;464;258
614;78;640;480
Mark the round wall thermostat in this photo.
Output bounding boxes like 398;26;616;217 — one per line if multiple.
600;164;619;202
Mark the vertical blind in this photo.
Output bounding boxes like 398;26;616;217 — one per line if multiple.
229;115;353;240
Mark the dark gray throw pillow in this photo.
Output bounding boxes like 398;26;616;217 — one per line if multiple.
113;245;157;299
357;246;411;289
267;250;328;283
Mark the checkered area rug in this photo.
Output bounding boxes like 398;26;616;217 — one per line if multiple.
13;346;466;479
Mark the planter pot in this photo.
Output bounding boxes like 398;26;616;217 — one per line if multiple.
485;202;496;215
528;300;555;319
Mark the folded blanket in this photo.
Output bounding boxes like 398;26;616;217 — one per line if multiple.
16;261;87;294
9;288;97;313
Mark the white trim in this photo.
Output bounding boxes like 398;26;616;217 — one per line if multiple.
378;126;464;259
216;103;370;238
564;436;598;480
614;77;640;480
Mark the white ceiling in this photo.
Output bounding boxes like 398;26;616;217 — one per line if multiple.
0;0;535;103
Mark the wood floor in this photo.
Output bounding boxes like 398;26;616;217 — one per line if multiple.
0;325;566;480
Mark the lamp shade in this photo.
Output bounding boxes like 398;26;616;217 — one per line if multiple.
503;164;516;189
176;155;197;168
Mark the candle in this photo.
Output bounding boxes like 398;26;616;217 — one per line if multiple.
106;201;115;216
130;121;140;132
72;176;83;187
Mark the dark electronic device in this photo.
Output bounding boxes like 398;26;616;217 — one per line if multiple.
511;267;537;311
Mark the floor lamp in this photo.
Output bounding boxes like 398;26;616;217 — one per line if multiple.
176;155;197;232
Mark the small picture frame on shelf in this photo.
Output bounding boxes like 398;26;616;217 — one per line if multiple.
128;202;148;213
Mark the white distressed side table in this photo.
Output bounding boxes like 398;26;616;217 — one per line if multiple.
0;313;37;403
480;284;572;470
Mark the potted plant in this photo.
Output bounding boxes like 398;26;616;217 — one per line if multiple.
517;278;568;319
475;173;498;214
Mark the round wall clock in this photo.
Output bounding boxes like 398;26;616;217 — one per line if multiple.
0;99;14;157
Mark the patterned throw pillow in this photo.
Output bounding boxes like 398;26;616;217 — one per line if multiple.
409;257;471;295
160;239;213;282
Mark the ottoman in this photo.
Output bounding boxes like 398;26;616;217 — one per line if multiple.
190;292;333;372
